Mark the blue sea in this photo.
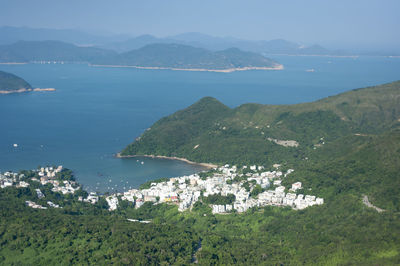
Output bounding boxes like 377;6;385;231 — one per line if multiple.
1;55;399;192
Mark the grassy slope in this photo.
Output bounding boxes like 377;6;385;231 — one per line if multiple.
122;81;400;165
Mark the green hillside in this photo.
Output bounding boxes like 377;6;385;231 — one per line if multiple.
121;81;400;165
2;81;400;264
121;80;400;213
121;81;400;264
0;70;32;91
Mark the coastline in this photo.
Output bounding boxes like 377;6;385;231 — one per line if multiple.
33;88;56;92
262;54;360;58
90;64;284;73
0;62;27;65
0;88;56;94
115;153;218;169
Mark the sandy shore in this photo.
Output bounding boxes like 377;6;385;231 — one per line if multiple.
0;88;56;94
116;153;218;169
90;64;284;73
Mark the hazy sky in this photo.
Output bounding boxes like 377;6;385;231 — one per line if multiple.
1;0;399;49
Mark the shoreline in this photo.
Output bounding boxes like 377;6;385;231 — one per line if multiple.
264;53;360;58
115;153;218;169
90;64;284;73
0;88;56;94
0;62;27;65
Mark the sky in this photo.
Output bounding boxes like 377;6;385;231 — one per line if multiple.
0;0;399;50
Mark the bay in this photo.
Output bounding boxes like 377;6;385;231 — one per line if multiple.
0;55;399;192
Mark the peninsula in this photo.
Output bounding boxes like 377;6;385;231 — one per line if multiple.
121;81;400;166
0;70;55;94
0;70;32;93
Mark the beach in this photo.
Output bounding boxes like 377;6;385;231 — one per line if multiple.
0;88;56;94
116;153;218;169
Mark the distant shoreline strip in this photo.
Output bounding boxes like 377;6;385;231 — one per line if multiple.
0;88;56;94
0;62;28;65
90;64;284;73
115;153;218;169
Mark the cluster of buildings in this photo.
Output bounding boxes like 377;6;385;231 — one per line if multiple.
0;171;28;189
0;166;80;194
110;164;324;213
81;192;99;205
1;166;81;210
106;195;119;211
2;163;324;214
31;166;81;195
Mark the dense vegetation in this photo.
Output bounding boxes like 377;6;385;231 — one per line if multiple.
122;81;400;166
202;193;236;205
0;70;32;91
0;41;280;70
1;81;400;264
0;191;198;264
2;138;400;265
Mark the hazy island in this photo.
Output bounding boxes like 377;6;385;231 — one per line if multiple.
0;41;283;72
92;43;283;72
0;70;55;94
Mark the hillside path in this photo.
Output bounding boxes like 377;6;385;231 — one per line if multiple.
363;195;385;213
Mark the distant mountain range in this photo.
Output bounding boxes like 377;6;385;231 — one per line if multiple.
0;41;281;71
0;26;128;46
103;32;339;55
0;26;358;56
0;40;117;63
0;26;397;64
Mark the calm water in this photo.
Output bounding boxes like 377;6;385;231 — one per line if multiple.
1;55;399;192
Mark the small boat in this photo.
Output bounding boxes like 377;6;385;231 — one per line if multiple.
306;69;315;72
13;144;18;147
